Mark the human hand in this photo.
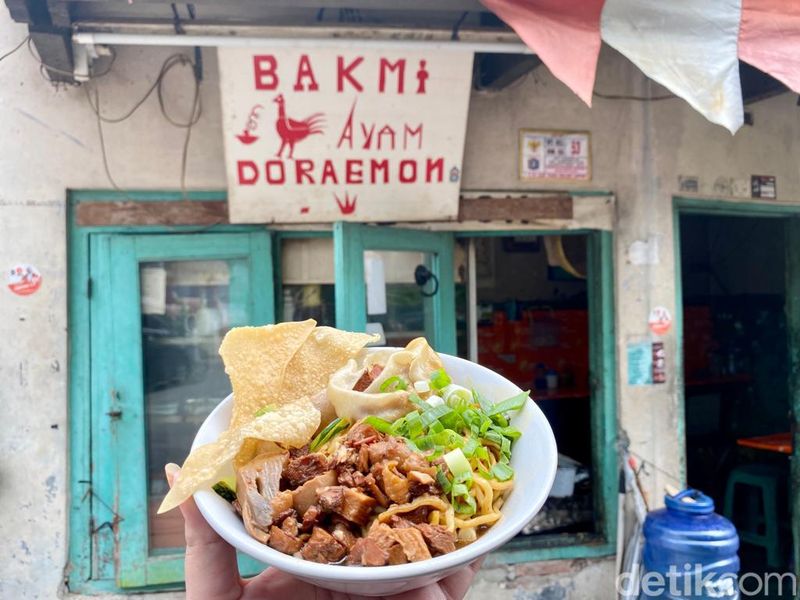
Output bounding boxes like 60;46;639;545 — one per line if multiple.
165;463;483;600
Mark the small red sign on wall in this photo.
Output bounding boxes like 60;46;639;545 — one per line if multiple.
7;264;42;296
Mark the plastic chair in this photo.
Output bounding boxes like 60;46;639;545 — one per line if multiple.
723;464;783;568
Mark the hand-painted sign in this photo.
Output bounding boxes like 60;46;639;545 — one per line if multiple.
7;263;42;296
218;48;474;223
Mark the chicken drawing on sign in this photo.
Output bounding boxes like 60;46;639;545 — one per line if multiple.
236;104;264;145
335;192;357;215
273;94;325;159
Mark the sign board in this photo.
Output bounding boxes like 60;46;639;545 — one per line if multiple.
751;175;776;199
218;48;474;223
519;130;591;181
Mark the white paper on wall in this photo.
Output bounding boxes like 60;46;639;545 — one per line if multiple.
364;251;387;315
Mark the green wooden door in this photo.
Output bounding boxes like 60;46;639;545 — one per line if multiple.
89;232;272;588
333;222;456;354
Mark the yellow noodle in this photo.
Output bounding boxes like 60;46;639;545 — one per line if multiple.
455;512;502;528
488;478;514;491
492;496;505;511
444;505;456;532
429;510;441;526
376;495;449;523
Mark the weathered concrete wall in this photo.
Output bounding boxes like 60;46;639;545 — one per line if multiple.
3;6;800;597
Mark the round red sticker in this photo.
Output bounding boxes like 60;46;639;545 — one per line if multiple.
7;264;42;296
648;306;672;335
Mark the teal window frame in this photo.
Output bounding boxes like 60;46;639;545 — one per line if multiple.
68;190;276;594
455;229;618;565
333;222;457;354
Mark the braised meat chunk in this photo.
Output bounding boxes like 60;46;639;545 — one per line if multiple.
268;525;303;555
348;537;390;566
292;470;337;516
368;436;412;465
317;485;377;525
283;452;330;488
301;527;347;563
415;523;456;556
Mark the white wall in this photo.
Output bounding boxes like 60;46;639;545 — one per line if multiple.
3;7;800;597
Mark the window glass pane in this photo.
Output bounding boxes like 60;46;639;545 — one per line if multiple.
362;250;431;347
467;235;595;537
281;238;335;325
141;259;246;551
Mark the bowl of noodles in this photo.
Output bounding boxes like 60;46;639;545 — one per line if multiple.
159;321;557;596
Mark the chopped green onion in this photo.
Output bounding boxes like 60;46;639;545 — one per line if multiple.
486;391;530;416
436;468;452;494
501;436;511;455
490;462;515;481
462;436;480;458
453;494;477;515
451;482;469;497
491;413;509;427
430;368;452;390
483;430;504;448
443;448;472;482
309;417;350;451
380;375;408;392
254;405;276;417
362;415;393;434
212;480;237;503
472;388;494;414
498;426;522;441
405;411;424;439
420;403;453;427
428;420;445;434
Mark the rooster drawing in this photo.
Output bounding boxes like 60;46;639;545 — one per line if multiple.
273;94;325;159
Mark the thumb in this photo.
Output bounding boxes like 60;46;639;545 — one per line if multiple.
165;463;242;600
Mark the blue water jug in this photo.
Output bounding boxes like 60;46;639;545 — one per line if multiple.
641;489;739;599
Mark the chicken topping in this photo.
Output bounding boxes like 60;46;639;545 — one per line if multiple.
236;452;288;544
317;485;377;526
300;527;347;564
331;521;357;550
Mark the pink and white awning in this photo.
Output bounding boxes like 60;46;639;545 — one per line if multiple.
480;0;800;133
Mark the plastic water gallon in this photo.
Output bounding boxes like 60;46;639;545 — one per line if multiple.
642;489;739;599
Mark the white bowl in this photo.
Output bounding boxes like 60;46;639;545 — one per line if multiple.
192;352;557;596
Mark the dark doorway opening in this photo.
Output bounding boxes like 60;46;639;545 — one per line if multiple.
680;213;794;587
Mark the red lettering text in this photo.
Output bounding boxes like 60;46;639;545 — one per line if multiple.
337;56;364;92
321;160;338;184
237;160;259;185
346;159;364;184
253;55;278;90
295;159;315;184
265;160;285;184
377;125;395;150
293;54;319;91
399;159;417;183
403;124;423;150
379;58;406;93
425;158;443;182
370;159;389;183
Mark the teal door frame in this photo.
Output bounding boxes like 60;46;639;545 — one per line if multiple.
333;222;457;354
673;196;800;576
92;232;272;588
68;191;274;594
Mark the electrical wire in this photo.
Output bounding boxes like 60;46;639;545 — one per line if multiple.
0;35;29;63
594;90;676;101
85;53;202;199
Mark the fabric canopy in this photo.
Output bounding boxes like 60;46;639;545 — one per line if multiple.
481;0;800;134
